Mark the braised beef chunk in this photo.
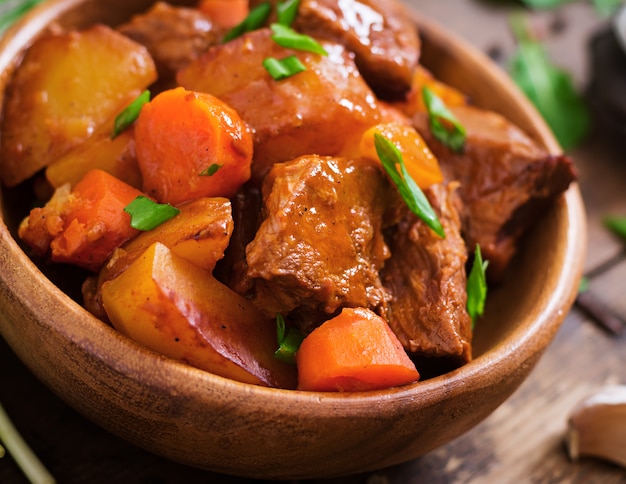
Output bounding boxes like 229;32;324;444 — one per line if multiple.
245;155;393;331
293;0;420;99
381;183;472;365
413;104;577;281
118;2;221;88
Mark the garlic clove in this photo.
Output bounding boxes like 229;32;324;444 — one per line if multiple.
567;385;626;469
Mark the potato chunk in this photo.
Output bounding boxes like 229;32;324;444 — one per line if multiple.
177;28;383;181
0;24;157;187
101;242;297;388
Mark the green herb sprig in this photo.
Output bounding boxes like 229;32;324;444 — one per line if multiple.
277;0;301;26
124;196;180;231
374;133;445;238
0;401;56;484
422;86;466;153
274;314;304;364
263;55;307;80
507;13;589;150
467;244;489;329
111;90;150;139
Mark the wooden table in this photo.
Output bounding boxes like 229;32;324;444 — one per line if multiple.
2;1;626;482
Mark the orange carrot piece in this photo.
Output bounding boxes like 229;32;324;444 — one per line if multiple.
360;122;444;189
296;307;420;392
19;169;143;271
134;87;253;205
197;0;249;28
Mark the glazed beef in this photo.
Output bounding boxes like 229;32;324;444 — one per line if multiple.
293;0;420;99
118;2;221;88
413;104;577;281
245;155;393;332
381;183;472;367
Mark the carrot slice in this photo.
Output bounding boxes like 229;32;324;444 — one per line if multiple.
19;169;143;271
296;307;420;392
134;87;253;205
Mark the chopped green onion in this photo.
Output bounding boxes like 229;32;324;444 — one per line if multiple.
111;90;150;139
274;314;304;364
277;0;301;26
466;244;489;329
422;86;466;152
200;164;222;176
578;276;590;294
263;55;306;80
0;401;56;484
270;24;328;56
223;1;272;42
124;196;180;231
0;0;46;35
374;133;445;238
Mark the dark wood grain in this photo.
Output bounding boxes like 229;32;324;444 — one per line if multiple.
1;1;625;482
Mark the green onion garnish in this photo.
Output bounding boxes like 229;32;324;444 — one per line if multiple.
111;90;150;139
422;86;466;152
374;133;445;238
223;1;272;42
124;196;180;231
277;0;301;27
274;314;304;364
263;55;306;80
270;23;328;55
200;164;222;176
604;215;626;241
466;244;489;329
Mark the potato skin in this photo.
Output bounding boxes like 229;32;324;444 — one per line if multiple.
0;24;157;187
101;242;297;388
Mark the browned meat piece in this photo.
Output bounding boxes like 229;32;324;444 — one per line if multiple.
381;183;472;369
293;0;420;99
177;29;383;183
413;104;577;281
245;155;393;332
118;2;222;88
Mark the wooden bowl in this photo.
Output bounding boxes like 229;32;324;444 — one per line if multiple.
0;0;586;479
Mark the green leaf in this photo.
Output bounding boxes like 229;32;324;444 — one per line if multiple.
274;314;304;364
223;1;272;42
277;0;301;26
604;215;626;241
421;86;466;152
111;90;150;139
467;244;489;329
263;55;306;80
124;196;180;231
270;24;328;55
374;133;445;238
0;0;46;34
507;13;589;150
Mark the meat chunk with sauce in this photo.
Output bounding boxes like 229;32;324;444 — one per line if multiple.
381;183;472;373
293;0;420;99
118;2;221;89
413;104;577;281
177;28;383;183
245;155;394;332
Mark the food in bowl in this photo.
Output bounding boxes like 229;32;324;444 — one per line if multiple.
1;0;576;392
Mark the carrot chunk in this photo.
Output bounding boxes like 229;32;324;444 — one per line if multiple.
197;0;249;28
134;87;253;205
19;169;143;271
296;307;420;392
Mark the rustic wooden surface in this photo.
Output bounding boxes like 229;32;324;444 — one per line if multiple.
2;0;626;482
